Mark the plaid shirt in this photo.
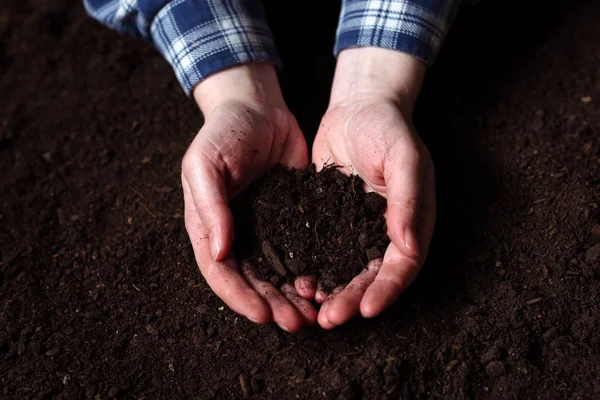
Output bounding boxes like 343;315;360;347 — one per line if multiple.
85;0;458;95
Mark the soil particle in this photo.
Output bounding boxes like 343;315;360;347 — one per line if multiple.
239;374;250;398
284;258;307;275
30;341;41;355
543;327;560;342
366;246;382;261
108;387;119;398
481;345;503;364
261;240;287;276
45;348;60;358
145;324;159;336
585;243;600;263
485;361;506;377
84;309;103;320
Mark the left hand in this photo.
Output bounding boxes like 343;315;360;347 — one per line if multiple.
311;48;437;329
182;64;315;331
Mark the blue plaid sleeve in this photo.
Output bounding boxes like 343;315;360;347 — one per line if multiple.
84;0;281;95
335;0;460;65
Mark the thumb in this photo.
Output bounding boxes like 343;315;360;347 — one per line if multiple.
384;148;425;260
182;156;233;261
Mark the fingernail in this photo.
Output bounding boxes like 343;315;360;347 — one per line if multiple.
248;316;261;324
404;227;420;255
210;234;221;261
279;324;292;333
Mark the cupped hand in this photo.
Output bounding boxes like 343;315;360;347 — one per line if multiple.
182;64;316;331
311;48;437;329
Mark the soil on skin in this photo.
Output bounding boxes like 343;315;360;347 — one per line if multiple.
1;0;600;399
232;164;389;287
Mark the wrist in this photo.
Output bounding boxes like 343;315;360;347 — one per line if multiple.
330;47;425;115
193;63;286;116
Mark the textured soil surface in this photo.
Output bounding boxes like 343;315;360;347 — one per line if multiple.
1;0;600;399
232;165;389;287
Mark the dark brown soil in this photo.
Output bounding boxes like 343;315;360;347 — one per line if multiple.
232;165;388;287
1;0;600;399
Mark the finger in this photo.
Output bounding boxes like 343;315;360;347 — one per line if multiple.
315;283;329;304
360;242;420;318
184;180;270;324
294;276;316;300
242;262;304;333
281;284;317;325
317;301;336;330
182;158;233;262
384;146;424;259
311;132;334;171
317;285;344;329
324;259;382;326
279;122;309;169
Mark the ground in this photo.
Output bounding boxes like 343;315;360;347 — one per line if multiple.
1;0;599;399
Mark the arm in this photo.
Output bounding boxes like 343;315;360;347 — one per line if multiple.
85;1;316;330
312;0;460;329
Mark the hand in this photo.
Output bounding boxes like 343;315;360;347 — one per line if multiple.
182;64;316;331
311;48;436;329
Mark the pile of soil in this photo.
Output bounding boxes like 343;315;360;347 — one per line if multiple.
1;0;599;399
232;165;389;287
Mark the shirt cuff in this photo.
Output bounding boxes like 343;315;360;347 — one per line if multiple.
150;0;281;95
335;0;458;65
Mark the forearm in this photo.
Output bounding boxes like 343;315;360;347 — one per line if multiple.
193;63;286;117
330;48;425;114
332;0;461;113
84;0;281;95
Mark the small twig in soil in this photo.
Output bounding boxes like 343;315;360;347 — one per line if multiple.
261;240;286;275
130;187;157;217
314;213;333;248
527;297;543;305
138;202;157;218
322;158;334;168
131;187;144;199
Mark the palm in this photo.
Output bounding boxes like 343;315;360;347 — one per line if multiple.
182;101;316;331
312;98;436;328
187;102;306;198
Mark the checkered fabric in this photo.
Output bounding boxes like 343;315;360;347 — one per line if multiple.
84;0;458;95
336;0;459;64
85;0;280;94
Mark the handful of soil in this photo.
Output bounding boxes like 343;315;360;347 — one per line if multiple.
232;164;390;288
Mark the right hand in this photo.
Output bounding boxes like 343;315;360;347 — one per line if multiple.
182;64;316;331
